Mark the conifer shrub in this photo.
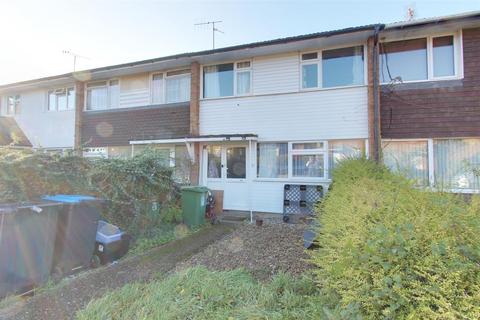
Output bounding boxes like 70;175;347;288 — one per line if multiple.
311;158;480;319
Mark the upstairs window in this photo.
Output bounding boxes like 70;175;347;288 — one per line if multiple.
6;95;20;115
48;87;75;111
380;34;459;83
203;61;251;98
433;36;455;77
204;63;233;98
301;46;365;89
322;46;364;88
380;38;427;82
86;80;119;110
236;61;251;95
165;69;191;103
151;73;164;104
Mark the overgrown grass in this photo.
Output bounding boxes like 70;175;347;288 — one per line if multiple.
76;267;324;320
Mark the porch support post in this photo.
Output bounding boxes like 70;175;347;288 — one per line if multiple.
248;139;253;223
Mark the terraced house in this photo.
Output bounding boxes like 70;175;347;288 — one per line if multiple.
0;11;479;214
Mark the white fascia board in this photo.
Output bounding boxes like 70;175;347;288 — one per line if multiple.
130;136;258;145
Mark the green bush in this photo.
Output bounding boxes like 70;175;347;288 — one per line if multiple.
0;148;177;237
160;203;183;224
311;158;480;319
76;267;322;320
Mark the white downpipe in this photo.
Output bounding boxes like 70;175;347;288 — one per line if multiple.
248;139;253;223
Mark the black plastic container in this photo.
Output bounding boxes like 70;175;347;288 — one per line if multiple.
42;195;103;276
0;201;62;298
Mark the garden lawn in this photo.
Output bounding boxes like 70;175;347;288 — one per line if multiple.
76;267;324;320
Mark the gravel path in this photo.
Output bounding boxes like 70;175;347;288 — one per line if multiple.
0;224;233;320
177;222;313;280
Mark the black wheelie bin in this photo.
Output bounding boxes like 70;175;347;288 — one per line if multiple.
0;201;62;298
42;195;103;277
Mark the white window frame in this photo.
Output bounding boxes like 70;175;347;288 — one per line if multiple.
150;72;165;104
84;79;120;111
255;141;289;180
299;44;368;91
380;31;463;84
200;60;253;100
4;95;20;115
382;138;480;194
165;69;191;104
149;69;192;105
46;87;75;112
289;141;329;180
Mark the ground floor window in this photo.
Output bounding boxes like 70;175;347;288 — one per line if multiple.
257;143;288;178
382;140;429;186
328;140;365;176
256;139;365;180
382;138;480;191
434;139;480;190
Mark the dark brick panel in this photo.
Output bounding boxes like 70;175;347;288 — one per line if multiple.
381;28;480;139
81;104;190;147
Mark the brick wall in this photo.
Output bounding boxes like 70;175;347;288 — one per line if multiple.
81;103;190;147
380;28;480;139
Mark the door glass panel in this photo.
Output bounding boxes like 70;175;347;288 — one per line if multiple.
227;147;246;179
207;146;222;178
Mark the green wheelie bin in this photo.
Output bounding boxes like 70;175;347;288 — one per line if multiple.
181;186;209;227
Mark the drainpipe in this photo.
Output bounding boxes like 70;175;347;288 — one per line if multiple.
372;24;384;163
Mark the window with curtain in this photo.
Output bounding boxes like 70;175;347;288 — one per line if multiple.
166;70;191;103
236;61;251;95
382;140;429;186
322;46;364;88
48;88;75;111
151;73;164;104
174;145;191;184
257;143;288;178
203;63;234;98
109;80;119;108
380;38;428;82
291;142;326;178
207;146;222;178
434;139;480;190
328;140;364;177
86;82;108;110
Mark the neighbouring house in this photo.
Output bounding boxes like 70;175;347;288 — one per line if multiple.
0;11;478;214
380;12;480;193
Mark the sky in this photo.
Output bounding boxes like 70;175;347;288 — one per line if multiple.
0;0;478;85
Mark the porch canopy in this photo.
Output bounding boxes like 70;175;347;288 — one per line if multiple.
129;134;258;162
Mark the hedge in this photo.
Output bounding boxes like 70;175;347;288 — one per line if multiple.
311;158;480;319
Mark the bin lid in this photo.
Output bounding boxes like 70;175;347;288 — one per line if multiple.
42;194;98;204
181;186;209;193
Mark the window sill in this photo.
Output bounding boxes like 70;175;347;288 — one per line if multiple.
380;76;463;86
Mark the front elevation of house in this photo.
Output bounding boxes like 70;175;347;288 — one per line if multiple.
0;11;479;214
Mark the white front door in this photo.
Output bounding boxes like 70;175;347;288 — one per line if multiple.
202;144;250;211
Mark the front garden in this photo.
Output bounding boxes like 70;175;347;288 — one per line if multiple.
77;158;480;319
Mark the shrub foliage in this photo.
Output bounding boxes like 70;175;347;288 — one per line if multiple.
0;148;177;235
311;158;480;319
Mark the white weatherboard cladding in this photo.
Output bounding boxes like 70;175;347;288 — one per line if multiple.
252;53;299;95
9;90;75;148
119;73;150;108
200;86;368;141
